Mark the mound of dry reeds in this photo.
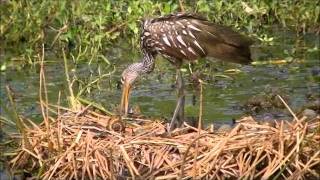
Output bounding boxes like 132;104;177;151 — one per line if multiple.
10;104;320;180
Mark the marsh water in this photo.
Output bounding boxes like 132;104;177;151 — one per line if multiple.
1;30;319;129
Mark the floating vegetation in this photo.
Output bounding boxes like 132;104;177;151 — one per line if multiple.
9;104;320;179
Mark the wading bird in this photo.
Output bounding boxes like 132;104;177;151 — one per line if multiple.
121;13;253;131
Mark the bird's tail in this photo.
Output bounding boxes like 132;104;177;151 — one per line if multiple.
193;20;253;64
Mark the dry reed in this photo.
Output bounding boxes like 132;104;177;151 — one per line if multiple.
10;104;320;180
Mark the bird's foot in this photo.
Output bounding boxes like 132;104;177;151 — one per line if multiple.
168;94;185;131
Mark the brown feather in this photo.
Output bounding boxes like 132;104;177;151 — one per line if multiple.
142;13;253;65
192;19;253;64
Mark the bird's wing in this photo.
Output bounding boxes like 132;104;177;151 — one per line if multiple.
142;13;209;61
152;13;253;48
142;13;253;63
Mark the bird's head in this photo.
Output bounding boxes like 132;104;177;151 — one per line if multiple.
120;52;155;115
120;64;141;115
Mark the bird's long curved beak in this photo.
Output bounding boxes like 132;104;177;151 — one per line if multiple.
120;83;131;115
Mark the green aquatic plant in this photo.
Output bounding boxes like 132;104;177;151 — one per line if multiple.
0;0;319;69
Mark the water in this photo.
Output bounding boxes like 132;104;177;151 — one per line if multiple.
1;31;319;130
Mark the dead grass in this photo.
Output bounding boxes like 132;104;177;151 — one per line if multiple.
10;104;320;180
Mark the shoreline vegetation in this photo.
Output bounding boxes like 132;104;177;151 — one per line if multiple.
1;0;319;68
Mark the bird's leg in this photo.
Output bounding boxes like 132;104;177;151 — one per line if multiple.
169;68;185;131
176;69;185;125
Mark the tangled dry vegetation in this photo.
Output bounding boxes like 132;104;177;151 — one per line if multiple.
10;104;320;180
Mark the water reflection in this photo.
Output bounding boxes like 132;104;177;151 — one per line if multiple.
0;32;319;128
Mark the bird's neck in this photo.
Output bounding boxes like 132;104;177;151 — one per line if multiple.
141;51;155;73
127;52;155;76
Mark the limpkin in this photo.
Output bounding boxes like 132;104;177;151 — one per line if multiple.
121;13;253;131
